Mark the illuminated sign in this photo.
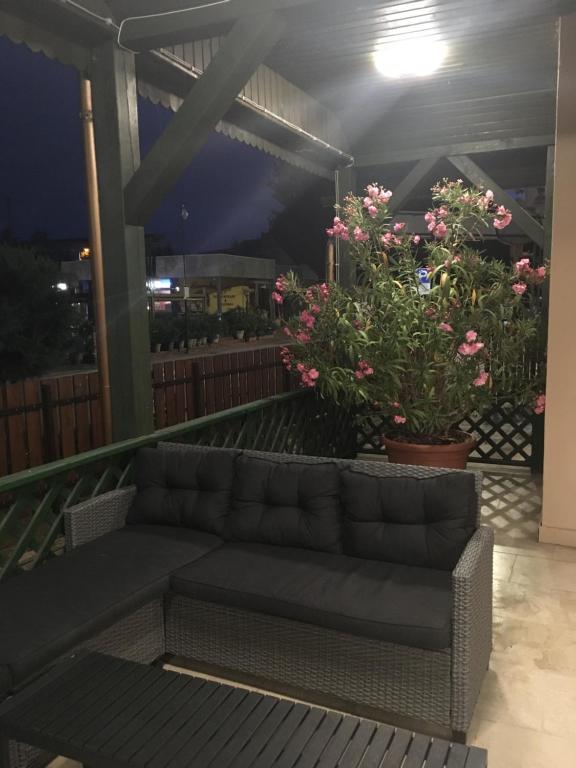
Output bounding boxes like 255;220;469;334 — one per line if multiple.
147;279;172;292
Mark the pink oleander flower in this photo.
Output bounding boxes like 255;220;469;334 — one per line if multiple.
275;274;287;292
393;222;406;232
534;393;546;415
436;206;448;218
424;211;436;224
494;206;512;230
299;310;316;330
356;360;374;377
296;331;311;344
439;322;454;332
271;291;283;304
319;283;330;301
485;189;494;201
434;221;448;239
326;216;350;240
427;221;437;233
301;367;319;387
381;232;394;247
458;341;485;356
512;282;527;295
282;326;293;337
310;304;321;314
363;196;373;208
354;370;365;380
424;307;436;318
366;184;380;199
515;258;531;274
368;205;378;217
413;235;421;245
353;226;369;242
379;189;392;203
536;266;546;279
394;415;407;425
296;363;305;373
465;330;478;343
473;371;489;387
391;401;400;408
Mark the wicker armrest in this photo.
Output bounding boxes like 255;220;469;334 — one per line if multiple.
451;525;494;732
64;486;137;550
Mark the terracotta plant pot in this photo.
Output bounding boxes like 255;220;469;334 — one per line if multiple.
381;432;476;469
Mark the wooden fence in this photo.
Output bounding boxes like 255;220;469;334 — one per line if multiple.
0;347;293;477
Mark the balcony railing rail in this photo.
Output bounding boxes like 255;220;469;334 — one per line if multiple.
0;391;355;582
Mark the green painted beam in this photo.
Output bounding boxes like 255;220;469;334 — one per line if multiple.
335;165;355;287
447;154;545;247
388;157;440;214
124;12;285;226
118;0;320;52
355;135;555;167
91;41;154;440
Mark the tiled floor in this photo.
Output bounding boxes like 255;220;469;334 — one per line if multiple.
469;468;576;766
49;468;576;768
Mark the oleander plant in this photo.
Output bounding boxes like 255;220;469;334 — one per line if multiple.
274;179;547;446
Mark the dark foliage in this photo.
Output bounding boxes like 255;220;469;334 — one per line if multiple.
0;246;76;381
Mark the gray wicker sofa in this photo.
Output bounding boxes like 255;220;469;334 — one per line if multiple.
0;444;492;766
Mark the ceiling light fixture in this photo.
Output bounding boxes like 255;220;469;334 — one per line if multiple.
373;38;448;78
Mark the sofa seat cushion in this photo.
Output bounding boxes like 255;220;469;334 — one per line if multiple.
127;446;238;536
0;525;221;694
227;455;342;553
171;543;452;650
341;468;477;570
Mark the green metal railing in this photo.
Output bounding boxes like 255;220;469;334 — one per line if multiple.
0;391;356;582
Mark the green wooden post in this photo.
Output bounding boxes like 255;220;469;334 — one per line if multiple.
532;143;555;474
90;41;154;441
335;165;356;287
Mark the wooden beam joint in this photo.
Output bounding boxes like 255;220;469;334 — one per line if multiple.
447;154;545;247
124;11;285;225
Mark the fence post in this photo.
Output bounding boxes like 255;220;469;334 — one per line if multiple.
192;362;205;418
40;384;59;463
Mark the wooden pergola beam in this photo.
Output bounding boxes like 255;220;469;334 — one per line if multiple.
91;41;154;440
388;157;440;214
124;11;285;226
355;135;554;167
118;0;319;52
447;154;545;247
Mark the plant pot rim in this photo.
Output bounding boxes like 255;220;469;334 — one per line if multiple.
381;431;476;452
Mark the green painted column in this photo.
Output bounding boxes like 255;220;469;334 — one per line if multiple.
335;165;356;287
90;42;154;441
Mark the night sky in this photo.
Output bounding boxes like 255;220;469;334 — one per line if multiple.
0;35;281;252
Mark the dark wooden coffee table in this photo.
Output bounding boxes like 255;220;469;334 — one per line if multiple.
0;651;487;768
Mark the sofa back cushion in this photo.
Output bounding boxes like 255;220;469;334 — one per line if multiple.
127;446;237;535
340;468;477;570
227;455;342;553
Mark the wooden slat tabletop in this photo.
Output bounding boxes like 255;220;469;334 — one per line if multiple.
0;652;487;768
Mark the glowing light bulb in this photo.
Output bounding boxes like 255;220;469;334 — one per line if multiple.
374;38;448;78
